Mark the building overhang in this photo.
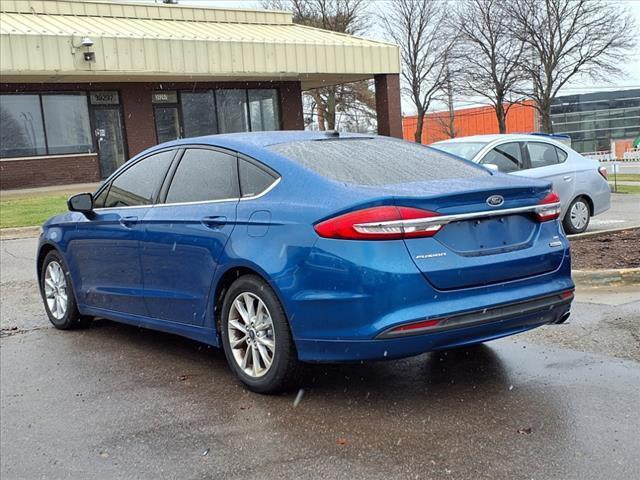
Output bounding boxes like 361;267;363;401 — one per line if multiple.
0;0;400;90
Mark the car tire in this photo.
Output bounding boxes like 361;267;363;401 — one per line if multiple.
220;275;300;394
40;250;91;330
562;197;591;234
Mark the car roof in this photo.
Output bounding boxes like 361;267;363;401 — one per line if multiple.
157;130;373;150
433;134;566;145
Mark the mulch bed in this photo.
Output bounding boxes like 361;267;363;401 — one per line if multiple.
570;228;640;270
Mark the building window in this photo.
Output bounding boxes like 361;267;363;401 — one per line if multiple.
181;91;217;138
217;89;249;134
151;89;280;143
249;89;279;132
41;94;92;155
0;94;47;157
0;93;92;158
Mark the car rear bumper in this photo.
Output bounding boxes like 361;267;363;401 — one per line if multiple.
295;292;572;362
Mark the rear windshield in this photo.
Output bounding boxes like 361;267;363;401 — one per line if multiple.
268;138;488;186
433;141;488;160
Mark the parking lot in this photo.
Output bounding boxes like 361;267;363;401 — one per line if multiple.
2;235;639;480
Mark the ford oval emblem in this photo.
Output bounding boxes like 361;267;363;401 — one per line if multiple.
486;195;504;207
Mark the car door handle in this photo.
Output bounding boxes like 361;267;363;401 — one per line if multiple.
119;215;138;227
563;175;573;182
201;216;227;229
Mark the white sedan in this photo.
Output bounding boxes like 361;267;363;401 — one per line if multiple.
433;134;611;234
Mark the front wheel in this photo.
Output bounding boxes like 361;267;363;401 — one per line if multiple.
39;250;91;329
220;275;300;394
563;197;591;234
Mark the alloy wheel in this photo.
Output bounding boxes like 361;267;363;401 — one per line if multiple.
570;200;589;230
227;292;276;378
44;261;68;320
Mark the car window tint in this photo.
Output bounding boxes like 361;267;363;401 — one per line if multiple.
166;149;239;203
268;138;487;186
556;147;568;163
93;185;108;208
104;150;174;208
481;142;524;173
239;159;277;197
527;142;559;168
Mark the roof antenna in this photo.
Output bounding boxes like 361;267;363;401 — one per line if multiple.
325;130;340;138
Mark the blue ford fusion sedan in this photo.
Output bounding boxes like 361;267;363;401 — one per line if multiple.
38;131;574;393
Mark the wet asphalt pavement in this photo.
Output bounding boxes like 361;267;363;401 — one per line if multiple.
1;238;639;480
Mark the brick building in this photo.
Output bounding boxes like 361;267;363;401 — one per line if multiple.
0;0;401;189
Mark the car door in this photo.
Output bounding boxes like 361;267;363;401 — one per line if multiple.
69;149;176;316
140;147;240;325
516;141;573;210
478;141;526;173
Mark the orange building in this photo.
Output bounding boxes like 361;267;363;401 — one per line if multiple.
403;102;537;144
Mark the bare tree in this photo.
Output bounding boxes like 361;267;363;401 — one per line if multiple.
380;0;456;143
455;0;525;133
432;68;458;139
263;0;374;130
512;0;637;133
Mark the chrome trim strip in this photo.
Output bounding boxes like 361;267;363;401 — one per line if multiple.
239;176;281;201
152;197;240;208
354;202;561;230
93;177;281;211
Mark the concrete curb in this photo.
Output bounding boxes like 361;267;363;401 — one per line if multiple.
573;268;640;287
0;226;40;241
568;225;640;240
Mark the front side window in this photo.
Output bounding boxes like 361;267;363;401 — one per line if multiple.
165;149;239;204
527;142;559;168
0;94;47;157
41;94;92;154
481;142;524;173
239;159;277;197
104;150;175;208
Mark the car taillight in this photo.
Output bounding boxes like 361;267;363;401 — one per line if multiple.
314;206;443;240
534;192;561;222
598;166;608;180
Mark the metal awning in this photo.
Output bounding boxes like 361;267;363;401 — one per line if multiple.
0;0;400;88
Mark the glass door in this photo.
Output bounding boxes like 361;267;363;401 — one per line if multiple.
92;107;126;178
154;106;181;143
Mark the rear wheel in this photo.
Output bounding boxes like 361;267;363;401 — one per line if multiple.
563;197;590;234
220;275;300;394
40;250;91;329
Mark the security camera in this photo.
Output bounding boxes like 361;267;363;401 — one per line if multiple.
81;37;94;48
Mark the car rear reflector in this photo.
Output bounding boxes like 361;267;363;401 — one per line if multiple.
388;318;441;334
534;192;561;222
598;166;608;180
314;206;442;240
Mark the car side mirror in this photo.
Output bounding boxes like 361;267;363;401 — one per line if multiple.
483;163;499;172
68;193;94;213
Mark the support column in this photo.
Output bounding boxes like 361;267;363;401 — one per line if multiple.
120;83;157;156
279;82;304;130
374;74;402;138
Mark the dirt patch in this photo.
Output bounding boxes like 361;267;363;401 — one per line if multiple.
571;228;640;270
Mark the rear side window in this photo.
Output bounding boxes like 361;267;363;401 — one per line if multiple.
165;149;239;204
104;150;174;208
268;138;487;186
481;142;524;173
239;159;277;197
527;142;560;168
